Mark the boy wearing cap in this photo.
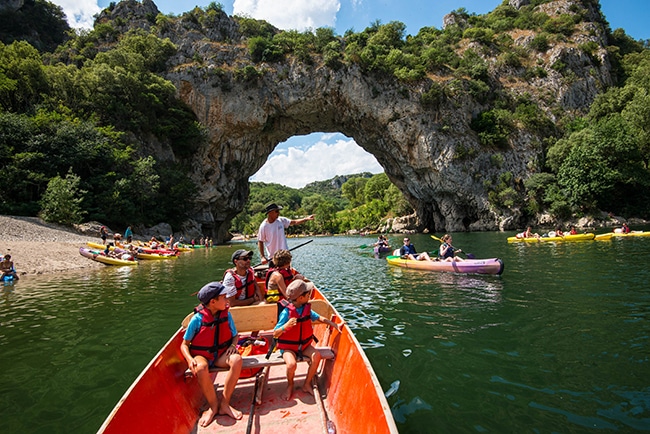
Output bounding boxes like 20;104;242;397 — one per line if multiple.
181;282;243;427
273;279;340;401
257;202;314;265
223;249;264;306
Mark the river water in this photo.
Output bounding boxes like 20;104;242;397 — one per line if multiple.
1;232;649;433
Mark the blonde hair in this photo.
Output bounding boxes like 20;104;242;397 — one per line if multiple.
272;249;292;267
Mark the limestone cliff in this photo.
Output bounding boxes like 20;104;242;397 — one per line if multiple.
97;0;616;241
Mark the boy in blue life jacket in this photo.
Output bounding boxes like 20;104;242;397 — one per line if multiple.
180;282;243;428
273;279;340;401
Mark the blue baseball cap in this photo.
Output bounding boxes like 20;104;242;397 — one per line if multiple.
197;281;227;304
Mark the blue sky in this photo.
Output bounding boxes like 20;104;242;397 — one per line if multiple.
53;0;650;187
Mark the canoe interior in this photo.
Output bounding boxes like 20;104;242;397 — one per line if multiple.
98;287;398;434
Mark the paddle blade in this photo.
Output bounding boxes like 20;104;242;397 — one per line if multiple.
466;253;475;259
430;235;442;242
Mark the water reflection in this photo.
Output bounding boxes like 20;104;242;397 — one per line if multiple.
1;234;650;433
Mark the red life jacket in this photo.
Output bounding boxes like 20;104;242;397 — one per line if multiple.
224;268;256;299
264;267;296;302
277;303;314;356
188;305;233;361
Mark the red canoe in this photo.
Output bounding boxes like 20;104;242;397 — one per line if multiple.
98;285;398;434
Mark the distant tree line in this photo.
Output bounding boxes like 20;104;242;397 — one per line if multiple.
230;172;413;235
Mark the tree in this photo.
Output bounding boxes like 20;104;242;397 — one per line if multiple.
39;168;86;225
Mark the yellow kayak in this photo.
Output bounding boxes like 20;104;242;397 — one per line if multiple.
612;231;650;238
507;233;595;243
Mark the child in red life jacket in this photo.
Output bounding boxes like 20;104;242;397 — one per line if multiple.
180;282;243;428
273;279;341;401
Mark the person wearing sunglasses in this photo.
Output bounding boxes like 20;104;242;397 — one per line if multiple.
223;249;265;306
273;279;341;401
399;237;432;261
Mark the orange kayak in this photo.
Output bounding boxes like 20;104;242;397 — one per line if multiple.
98;284;398;434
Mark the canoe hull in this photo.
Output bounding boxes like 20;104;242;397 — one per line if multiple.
611;231;650;238
79;247;138;266
386;255;504;275
507;233;595;243
98;287;398;434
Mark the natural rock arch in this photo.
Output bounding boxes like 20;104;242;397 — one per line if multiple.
101;0;613;242
171;60;507;241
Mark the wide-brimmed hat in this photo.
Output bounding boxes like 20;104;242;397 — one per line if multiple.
264;203;283;214
197;281;227;304
286;279;315;301
232;249;253;263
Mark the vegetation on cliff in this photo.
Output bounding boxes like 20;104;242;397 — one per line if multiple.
1;0;649;235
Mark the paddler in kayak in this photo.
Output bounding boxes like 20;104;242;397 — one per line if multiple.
400;237;432;261
438;234;465;262
515;226;540;239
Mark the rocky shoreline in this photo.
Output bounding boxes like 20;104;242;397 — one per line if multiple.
0;215;103;276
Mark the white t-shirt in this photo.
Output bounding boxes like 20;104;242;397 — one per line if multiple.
223;271;247;300
257;216;291;258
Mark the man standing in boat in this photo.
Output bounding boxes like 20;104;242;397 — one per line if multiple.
257;203;314;265
181;282;243;427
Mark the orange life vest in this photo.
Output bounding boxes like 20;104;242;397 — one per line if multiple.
224;268;256;299
188;305;232;361
277;303;314;356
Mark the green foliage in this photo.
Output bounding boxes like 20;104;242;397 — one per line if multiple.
39;168;86;225
230;173;412;235
0;41;49;112
471;109;514;148
248;36;283;62
236;16;277;39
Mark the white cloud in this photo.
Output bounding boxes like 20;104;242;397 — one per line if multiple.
233;0;340;31
251;136;383;188
49;0;101;29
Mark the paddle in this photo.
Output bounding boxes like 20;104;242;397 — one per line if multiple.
252;239;314;268
430;235;475;259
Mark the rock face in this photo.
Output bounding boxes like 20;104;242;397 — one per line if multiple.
99;0;615;241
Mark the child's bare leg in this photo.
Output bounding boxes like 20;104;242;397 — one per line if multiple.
282;351;298;400
301;345;322;394
194;356;218;427
215;351;243;420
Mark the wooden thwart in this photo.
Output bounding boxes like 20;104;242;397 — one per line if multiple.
181;299;335;333
209;346;335;373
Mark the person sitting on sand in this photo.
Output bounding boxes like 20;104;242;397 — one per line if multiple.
399;237;432;261
1;254;19;280
273;279;340;401
438;234;465;262
181;282;243;427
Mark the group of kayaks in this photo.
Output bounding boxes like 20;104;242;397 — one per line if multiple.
80;241;183;266
507;230;650;243
384;229;650;276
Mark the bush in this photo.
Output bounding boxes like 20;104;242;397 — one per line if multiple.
39;168;86;225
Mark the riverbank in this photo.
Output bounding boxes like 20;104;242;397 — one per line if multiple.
0;215;103;276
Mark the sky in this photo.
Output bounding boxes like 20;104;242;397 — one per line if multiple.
51;0;650;188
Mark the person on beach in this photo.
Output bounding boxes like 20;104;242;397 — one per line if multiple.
438;234;465;262
273;279;340;401
257;203;314;266
223;249;264;306
1;254;19;280
99;226;108;245
399;237;432;261
124;226;133;243
181;282;243;427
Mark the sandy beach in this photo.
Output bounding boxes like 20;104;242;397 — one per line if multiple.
0;215;103;276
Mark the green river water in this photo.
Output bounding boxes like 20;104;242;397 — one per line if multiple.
0;231;649;433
